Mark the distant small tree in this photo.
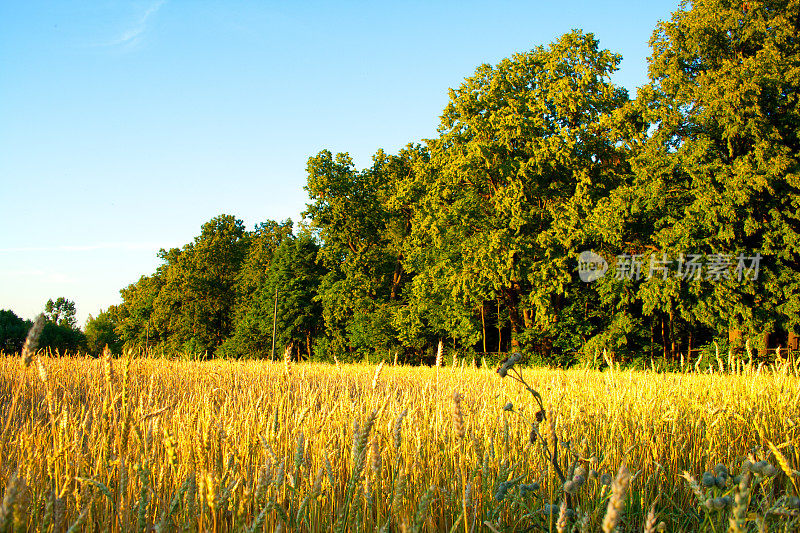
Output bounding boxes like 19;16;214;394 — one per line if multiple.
44;297;77;329
40;298;85;354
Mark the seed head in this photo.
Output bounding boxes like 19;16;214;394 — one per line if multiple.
371;360;385;390
494;481;510;501
762;463;777;477
556;500;569;533
393;409;407;450
681;471;705;503
452;392;465;439
643;500;658;533
601;463;630;533
529;423;539;444
21;314;45;367
370;440;382;476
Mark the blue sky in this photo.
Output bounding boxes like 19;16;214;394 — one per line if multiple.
0;0;680;326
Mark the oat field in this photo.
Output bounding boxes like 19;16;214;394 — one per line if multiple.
0;353;799;532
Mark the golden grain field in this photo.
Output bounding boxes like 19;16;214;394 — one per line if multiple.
0;354;799;532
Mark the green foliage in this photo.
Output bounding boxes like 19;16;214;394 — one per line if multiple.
158;214;247;354
35;297;87;354
107;4;800;365
304;148;415;361
0;309;32;353
44;297;77;329
117;272;164;350
39;321;85;354
84;306;123;356
117;215;248;356
220;234;325;359
234;219;294;303
589;0;800;359
402;30;629;355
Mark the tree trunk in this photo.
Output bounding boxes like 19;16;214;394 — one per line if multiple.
669;308;676;359
728;328;742;350
506;298;523;353
481;303;487;353
789;330;799;351
390;256;403;300
523;308;533;329
688;330;693;366
497;299;502;353
504;281;525;354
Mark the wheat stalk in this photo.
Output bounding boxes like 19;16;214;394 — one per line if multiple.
602;463;630;533
371;360;385;391
21;314;44;367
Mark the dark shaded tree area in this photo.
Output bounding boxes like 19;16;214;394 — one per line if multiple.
12;1;793;365
0;310;31;353
1;298;87;355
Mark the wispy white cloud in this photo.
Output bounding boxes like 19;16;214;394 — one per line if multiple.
0;242;174;253
101;0;165;48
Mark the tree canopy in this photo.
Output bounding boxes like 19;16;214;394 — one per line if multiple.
29;0;796;366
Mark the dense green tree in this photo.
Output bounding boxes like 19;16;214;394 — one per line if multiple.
151;215;247;355
234;219;294;303
268;234;326;360
402;30;630;355
304;148;416;360
38;298;85;354
117;271;167;351
84;306;123;356
605;0;800;356
221;234;325;359
44;297;77;329
0;309;32;354
105;4;800;366
38;323;85;354
116;215;248;356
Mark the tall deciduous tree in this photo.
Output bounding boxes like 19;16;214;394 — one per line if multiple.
221;234;325;359
304;149;415;360
44;297;77;329
405;30;629;354
117;270;167;351
234;219;294;302
84;306;123;356
39;298;85;354
623;0;800;351
155;215;247;355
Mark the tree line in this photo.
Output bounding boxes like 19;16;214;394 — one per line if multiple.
0;298;100;355
5;1;799;366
